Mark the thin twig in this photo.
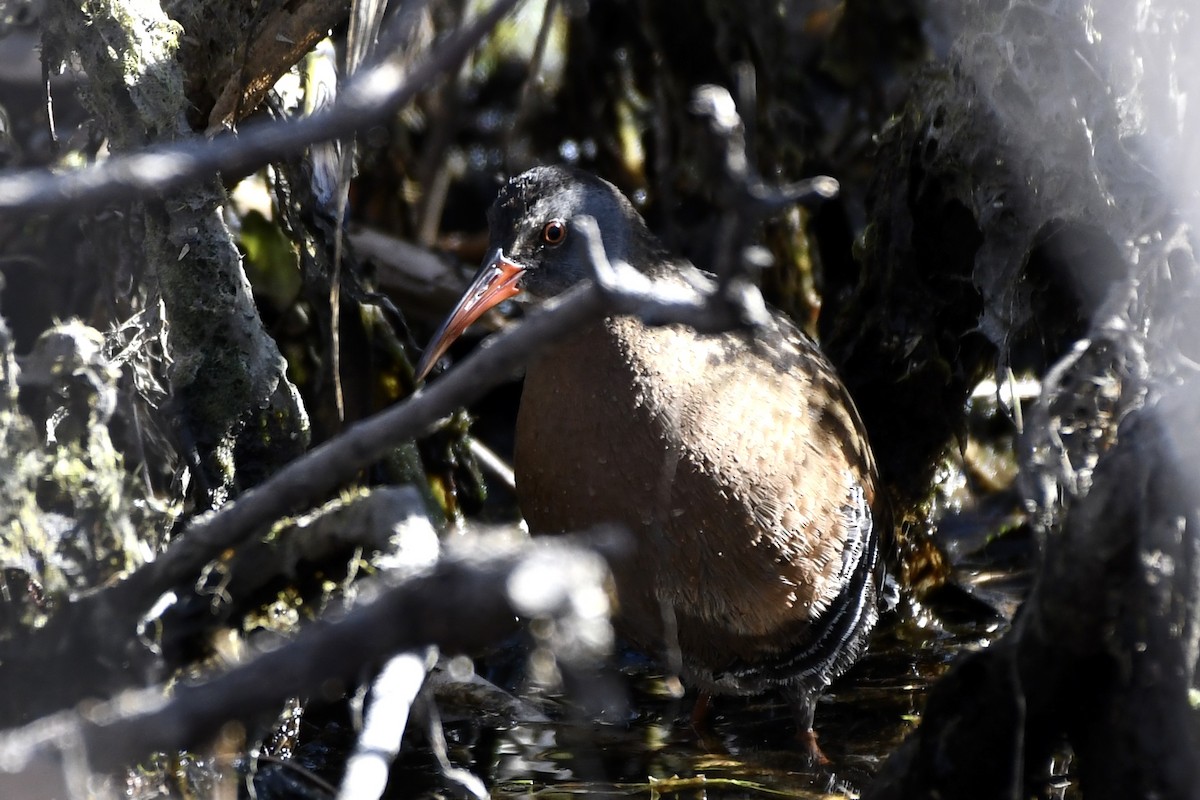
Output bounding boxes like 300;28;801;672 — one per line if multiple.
41;55;58;156
502;0;559;165
467;435;516;492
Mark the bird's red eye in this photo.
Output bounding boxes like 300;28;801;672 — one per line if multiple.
541;219;567;246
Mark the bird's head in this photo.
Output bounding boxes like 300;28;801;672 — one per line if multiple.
414;166;654;381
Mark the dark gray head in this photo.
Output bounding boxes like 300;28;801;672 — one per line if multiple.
486;165;658;299
414;166;662;380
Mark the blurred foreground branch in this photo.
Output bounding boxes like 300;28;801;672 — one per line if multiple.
0;530;618;797
0;0;520;216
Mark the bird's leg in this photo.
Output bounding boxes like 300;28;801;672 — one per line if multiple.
785;687;831;766
689;689;714;731
687;689;729;755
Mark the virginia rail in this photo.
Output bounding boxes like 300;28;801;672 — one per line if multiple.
415;166;883;755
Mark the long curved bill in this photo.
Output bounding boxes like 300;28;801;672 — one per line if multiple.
414;248;526;382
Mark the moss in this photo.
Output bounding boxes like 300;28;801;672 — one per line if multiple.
0;319;170;634
43;0;310;502
45;0;185;146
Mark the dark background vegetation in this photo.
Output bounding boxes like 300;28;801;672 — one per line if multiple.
0;0;1196;797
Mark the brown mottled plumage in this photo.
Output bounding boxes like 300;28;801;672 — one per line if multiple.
416;166;884;754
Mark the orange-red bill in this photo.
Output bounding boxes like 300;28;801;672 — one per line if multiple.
414;249;526;382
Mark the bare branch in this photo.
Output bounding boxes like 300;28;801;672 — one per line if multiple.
688;82;839;290
575;214;771;331
0;0;521;216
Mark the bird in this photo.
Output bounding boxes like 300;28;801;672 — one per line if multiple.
415;165;884;759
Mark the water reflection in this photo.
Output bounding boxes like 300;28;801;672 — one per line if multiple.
479;585;1016;799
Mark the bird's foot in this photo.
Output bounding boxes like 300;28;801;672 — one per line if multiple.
797;727;831;767
689;689;713;731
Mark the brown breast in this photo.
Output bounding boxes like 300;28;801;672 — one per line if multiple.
514;309;878;684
